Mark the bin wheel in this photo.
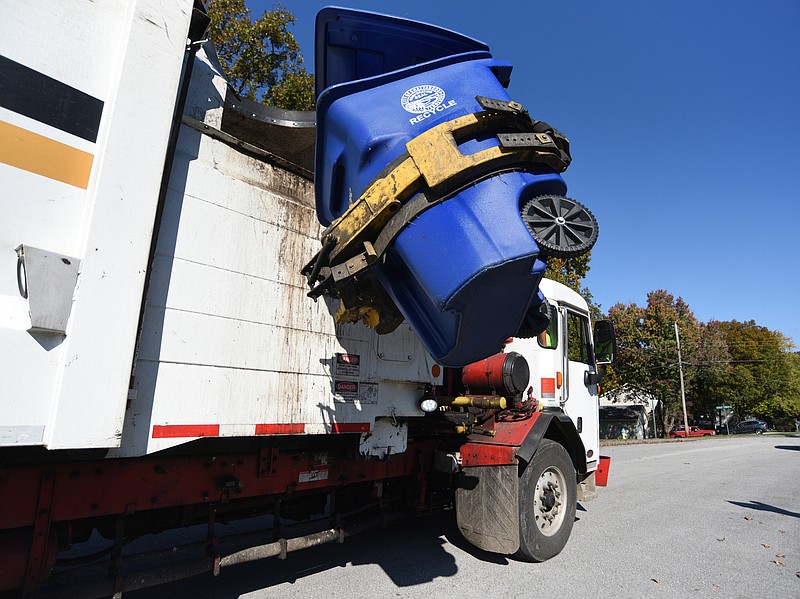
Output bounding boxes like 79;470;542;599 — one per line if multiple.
516;439;577;562
521;195;598;259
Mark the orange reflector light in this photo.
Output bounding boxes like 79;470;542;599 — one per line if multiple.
432;364;441;378
556;371;563;388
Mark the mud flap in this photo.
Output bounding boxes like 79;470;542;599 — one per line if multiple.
455;464;519;554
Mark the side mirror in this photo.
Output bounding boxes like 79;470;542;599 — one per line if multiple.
593;320;616;365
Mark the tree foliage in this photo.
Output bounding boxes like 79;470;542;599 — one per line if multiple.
605;290;706;433
687;320;732;418
545;252;602;320
207;0;315;110
606;293;800;432
546;254;591;291
712;321;799;424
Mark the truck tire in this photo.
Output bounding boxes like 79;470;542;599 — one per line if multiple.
516;439;576;562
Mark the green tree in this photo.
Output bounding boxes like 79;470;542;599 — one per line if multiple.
781;352;800;428
207;0;315;110
714;320;800;427
606;294;800;432
605;290;705;435
546;254;591;292
545;252;602;320
686;320;732;420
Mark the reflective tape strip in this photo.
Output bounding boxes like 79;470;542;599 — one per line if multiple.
0;120;93;188
151;423;370;438
152;424;220;438
0;425;45;445
330;422;370;433
541;377;556;398
255;423;305;435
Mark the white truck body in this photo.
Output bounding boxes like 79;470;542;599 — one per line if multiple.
0;0;439;456
1;0;193;449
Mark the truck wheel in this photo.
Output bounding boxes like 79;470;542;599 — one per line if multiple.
516;439;576;562
521;195;598;259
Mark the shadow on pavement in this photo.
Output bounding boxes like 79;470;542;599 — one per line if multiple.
774;444;800;451
727;500;800;519
124;513;462;599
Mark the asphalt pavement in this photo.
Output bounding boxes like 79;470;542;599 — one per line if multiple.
119;435;800;599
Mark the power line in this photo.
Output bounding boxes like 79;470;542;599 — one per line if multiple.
684;359;791;366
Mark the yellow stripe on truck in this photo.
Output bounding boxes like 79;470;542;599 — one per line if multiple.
0;120;93;189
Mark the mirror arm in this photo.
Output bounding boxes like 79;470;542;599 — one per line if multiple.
584;364;606;386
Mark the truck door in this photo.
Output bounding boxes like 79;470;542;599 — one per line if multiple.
502;299;561;409
560;307;600;463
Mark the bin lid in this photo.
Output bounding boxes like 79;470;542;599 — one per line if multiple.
315;6;489;95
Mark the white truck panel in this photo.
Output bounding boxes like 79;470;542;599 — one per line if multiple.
45;0;192;449
0;1;130;101
2;4;440;454
0;110;95;309
117;46;438;455
0;0;193;448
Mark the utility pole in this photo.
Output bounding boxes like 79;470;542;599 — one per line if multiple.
651;398;658;438
674;322;690;437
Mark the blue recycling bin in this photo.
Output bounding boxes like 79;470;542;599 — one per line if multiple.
314;8;569;366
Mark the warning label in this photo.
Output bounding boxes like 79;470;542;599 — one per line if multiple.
335;353;361;377
334;380;378;404
299;470;329;484
359;382;378;404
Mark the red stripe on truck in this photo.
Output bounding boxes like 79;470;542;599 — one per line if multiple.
255;423;306;435
152;424;220;438
330;423;370;433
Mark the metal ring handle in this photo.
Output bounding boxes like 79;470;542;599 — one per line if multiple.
16;247;28;299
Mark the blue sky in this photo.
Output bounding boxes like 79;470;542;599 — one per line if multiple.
249;1;800;345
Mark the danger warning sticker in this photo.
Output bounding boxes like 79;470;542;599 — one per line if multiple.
335;353;361;377
334;380;378;404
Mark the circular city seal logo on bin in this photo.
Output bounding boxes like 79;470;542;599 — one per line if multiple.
401;85;446;114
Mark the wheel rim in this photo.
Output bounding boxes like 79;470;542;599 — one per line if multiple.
534;465;568;537
521;195;598;259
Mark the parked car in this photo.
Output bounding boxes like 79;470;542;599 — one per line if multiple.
669;425;715;438
731;420;769;434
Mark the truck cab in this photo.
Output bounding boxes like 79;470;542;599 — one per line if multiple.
448;277;615;561
506;278;608;471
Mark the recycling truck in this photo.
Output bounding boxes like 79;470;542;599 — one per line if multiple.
0;2;616;595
